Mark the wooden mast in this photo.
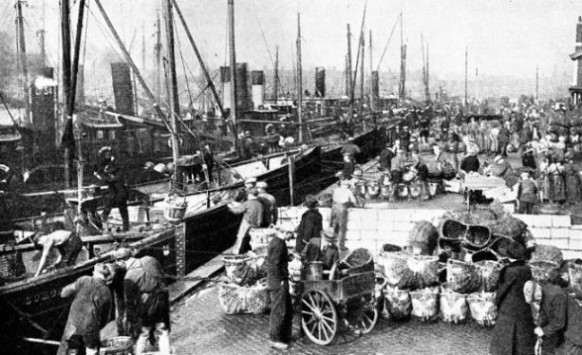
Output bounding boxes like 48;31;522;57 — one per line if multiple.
16;0;30;125
359;30;365;116
61;0;73;187
465;46;468;108
170;0;226;119
274;46;279;103
346;24;354;121
399;13;406;101
296;12;303;143
162;0;181;187
369;29;373;111
228;0;239;154
155;13;162;103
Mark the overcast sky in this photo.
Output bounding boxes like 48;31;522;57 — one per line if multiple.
2;0;581;84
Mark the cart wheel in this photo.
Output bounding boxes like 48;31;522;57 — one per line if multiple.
358;296;379;334
301;290;338;345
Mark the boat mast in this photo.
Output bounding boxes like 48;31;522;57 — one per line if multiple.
155;12;162;103
421;34;429;104
38;0;47;67
69;0;87;215
296;12;303;143
359;30;365;116
170;0;226;119
62;0;73;187
162;0;181;187
274;46;278;104
426;43;430;103
16;0;31;125
465;46;468;108
369;30;373;111
399;13;406;102
228;0;239;153
535;66;539;101
346;24;354;121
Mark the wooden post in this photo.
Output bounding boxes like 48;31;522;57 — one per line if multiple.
61;0;72;187
288;155;295;206
175;223;186;277
346;24;354;122
228;0;239;154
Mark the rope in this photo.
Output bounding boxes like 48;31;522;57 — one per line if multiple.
376;14;400;72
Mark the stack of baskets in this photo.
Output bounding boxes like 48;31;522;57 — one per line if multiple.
218;253;269;315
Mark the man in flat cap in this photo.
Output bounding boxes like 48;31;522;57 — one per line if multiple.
229;188;264;254
295;195;322;253
94;146;130;231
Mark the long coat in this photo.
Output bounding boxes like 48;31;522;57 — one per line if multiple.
295;208;323;252
489;260;536;355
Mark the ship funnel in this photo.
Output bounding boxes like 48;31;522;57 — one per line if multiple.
251;70;264;109
111;62;134;115
315;67;326;97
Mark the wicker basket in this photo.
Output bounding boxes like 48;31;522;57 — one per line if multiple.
440;219;468;241
218;279;269;315
100;336;133;355
379;252;414;288
382;285;412;320
163;204;186;224
341;248;374;274
248;228;277;254
476;260;503;292
223;255;262;286
447;259;480;294
406;255;440;289
439;284;468;323
467;292;497;327
366;182;380;197
410;286;440;321
462;225;492;251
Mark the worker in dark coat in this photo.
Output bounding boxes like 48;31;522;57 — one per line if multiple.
57;263;114;355
295;195;323;253
202;143;214;183
379;143;395;172
93;146;130;231
256;181;278;227
266;228;292;350
114;247;171;355
489;242;536;355
534;268;566;355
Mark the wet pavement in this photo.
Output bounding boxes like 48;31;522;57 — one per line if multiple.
170;282;495;355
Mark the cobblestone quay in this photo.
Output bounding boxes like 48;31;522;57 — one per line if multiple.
171;284;494;355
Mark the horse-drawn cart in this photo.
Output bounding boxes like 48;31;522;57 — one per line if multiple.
300;267;378;345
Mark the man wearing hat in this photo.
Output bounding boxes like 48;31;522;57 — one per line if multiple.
228;188;264;254
256;181;278;227
330;179;360;252
301;227;341;280
295;195;323;253
266;221;292;350
114;247;171;355
489;242;536;355
94;146;130;231
379;143;395;172
57;263;114;355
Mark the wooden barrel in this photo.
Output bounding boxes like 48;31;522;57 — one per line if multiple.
101;336;133;355
249;228;277;252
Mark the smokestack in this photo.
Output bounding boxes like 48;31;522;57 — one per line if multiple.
220;66;231;110
371;70;379;104
315;67;325;97
251;70;264;109
236;63;249;111
31;73;57;154
111;62;135;115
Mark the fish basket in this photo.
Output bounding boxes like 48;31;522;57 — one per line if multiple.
382;285;412;320
475;260;503;292
409;182;422;199
378;252;414;289
408;221;438;255
439;219;468;243
100;336;133;355
163;205;186;224
471;249;499;263
288;254;303;282
568;263;582;299
489;235;514;259
218;278;269;315
462;225;492;251
397;184;409;198
0;243;27;282
222;255;261;286
381;184;392;199
341;248;374;275
529;260;561;283
410;286;440;321
467;292;497;327
356;183;367;196
447;259;480;294
428;181;440;196
406;255;440;289
366;182;380;197
439;284;468;324
248;228;277;254
530;244;563;264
